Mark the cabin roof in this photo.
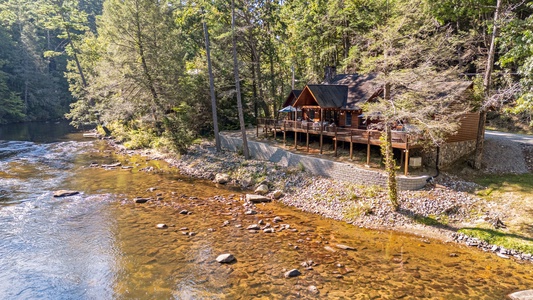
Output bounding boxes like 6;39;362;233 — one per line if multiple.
328;73;383;108
306;85;348;108
282;90;302;108
292;72;473;111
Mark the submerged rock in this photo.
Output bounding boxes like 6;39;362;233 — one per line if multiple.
101;162;121;168
508;290;533;300
156;224;168;229
335;244;356;251
134;197;150;203
53;190;79;197
216;253;235;263
247;224;260;230
307;285;319;295
246;194;271;203
284;269;301;278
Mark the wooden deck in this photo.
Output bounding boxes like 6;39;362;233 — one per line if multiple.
257;118;421;175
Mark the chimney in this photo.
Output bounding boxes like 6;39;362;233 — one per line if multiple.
324;66;337;84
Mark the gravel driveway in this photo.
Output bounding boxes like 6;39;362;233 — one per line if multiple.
482;131;533;174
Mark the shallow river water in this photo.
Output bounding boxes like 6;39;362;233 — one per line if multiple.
0;122;531;299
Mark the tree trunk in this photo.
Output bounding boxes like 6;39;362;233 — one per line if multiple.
384;125;399;210
251;49;259;118
65;28;87;88
474;0;502;169
382;82;398;210
232;0;250;159
133;1;159;122
250;35;270;118
203;19;221;152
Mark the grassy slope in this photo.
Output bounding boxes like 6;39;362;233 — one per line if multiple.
460;174;533;254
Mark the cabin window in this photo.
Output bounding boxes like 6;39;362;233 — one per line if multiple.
309;110;315;120
345;112;352;127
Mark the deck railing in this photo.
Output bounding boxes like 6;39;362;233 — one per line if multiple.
257;118;414;146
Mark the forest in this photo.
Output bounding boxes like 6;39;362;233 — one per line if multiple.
0;0;532;153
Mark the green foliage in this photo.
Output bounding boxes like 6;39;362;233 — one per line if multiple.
414;214;449;226
459;227;533;255
343;202;374;220
472;174;533;194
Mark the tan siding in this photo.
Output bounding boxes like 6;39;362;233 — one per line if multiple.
447;113;480;143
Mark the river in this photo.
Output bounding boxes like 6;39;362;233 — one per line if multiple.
0;122;531;299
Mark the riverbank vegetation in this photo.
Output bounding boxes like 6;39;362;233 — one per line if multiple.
0;0;532;143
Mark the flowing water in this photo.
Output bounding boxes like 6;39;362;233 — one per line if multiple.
0;122;531;299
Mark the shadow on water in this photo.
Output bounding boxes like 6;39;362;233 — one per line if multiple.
0;120;89;143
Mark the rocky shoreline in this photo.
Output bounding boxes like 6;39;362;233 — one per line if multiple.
106;138;533;264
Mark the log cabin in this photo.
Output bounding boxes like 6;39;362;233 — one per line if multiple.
258;68;480;174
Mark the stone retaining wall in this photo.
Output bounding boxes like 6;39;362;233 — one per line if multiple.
220;134;429;190
423;140;477;168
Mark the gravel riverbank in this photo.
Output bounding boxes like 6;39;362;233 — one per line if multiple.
107;137;533;263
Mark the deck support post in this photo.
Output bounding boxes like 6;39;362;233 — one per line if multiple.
334;126;338;157
256;119;259;137
306;125;310;152
283;121;286;145
294;131;297;149
366;132;371;165
404;149;409;176
404;138;410;175
349;131;353;160
319;109;324;154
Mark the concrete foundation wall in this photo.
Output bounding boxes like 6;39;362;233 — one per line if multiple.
220;134;429;190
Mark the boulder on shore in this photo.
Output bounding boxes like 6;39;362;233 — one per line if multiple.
53;190;79;197
215;173;230;184
254;184;269;195
246;194;271;203
272;190;283;199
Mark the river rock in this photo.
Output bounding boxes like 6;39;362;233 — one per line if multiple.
273;216;283;223
335;244;356;251
284;269;301;278
134;197;150;203
246;194;271;203
179;210;189;215
324;246;337;252
254;184;269;195
53;190;79;197
216;253;235;263
272;190;283;199
307;285;319;295
263;228;274;233
215;173;230;184
156;223;168;229
247;224;260;230
509;290;533;300
102;162;121;168
244;210;257;215
241;177;254;188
